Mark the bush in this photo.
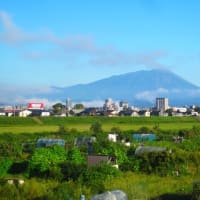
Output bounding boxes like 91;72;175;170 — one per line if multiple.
67;147;86;164
0;184;21;200
90;121;103;134
29;145;67;177
8;161;29;174
136;150;188;176
60;162;86;181
82;163;119;193
0;158;13;177
0;141;22;158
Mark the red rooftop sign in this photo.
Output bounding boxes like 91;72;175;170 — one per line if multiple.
28;103;44;110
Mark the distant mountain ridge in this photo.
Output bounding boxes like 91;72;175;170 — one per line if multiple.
45;69;200;106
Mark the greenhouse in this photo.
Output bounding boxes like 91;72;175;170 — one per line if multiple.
135;146;166;156
36;138;65;147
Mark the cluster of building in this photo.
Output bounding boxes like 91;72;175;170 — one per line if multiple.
30;130;172;170
0;97;199;117
0;103;50;117
68;97;199;117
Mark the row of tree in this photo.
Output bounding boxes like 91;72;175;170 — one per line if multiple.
52;103;84;114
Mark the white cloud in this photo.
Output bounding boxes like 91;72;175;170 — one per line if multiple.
0;11;45;45
134;88;200;103
12;97;60;108
90;49;168;69
134;88;169;102
0;10;168;69
0;84;56;106
78;100;105;108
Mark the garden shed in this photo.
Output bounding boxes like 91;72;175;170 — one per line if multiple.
87;155;118;168
74;136;96;146
135;146;166;156
133;133;156;142
36;138;65;147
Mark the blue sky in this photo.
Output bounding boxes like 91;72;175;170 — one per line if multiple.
1;0;200;104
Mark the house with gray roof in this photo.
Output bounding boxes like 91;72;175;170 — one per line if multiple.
135;146;166;156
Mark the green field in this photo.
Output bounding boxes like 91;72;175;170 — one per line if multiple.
0;116;200;199
0;116;199;133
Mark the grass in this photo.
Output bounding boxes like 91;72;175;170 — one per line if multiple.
104;172;198;199
0;126;59;134
0;116;199;199
0;116;199;134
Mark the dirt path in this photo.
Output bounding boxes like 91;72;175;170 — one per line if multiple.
32;117;43;125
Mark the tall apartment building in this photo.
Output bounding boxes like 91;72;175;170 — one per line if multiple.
103;98;116;111
156;98;169;111
119;101;128;110
66;98;72;111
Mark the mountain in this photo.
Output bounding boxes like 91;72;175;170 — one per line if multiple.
46;69;200;106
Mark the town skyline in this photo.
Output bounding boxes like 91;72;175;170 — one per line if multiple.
1;96;199;118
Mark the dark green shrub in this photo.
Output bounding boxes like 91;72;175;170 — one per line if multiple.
82;163;119;193
0;158;13;177
60;162;86;181
8;161;28;174
90;121;103;134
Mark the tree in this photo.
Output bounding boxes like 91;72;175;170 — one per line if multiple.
110;127;122;134
73;104;84;110
82;163;119;193
138;126;150;133
166;108;173;116
90;121;103;134
152;123;160;134
194;106;200;113
60;162;86;181
0;158;13;177
52;103;66;114
0;142;22;159
29;145;67;176
67;147;85;164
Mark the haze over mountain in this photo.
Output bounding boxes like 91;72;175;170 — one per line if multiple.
44;69;200;107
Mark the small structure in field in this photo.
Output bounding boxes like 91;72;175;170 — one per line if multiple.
74;136;96;146
0;178;25;185
135;145;166;156
36;138;65;148
172;136;184;143
91;190;127;200
133;133;156;142
87;155;118;168
108;133;118;142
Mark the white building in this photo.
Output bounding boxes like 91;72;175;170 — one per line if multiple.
156;98;168;112
121;139;131;147
172;107;187;113
19;110;32;117
41;111;50;117
108;133;118;142
144;111;151;117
